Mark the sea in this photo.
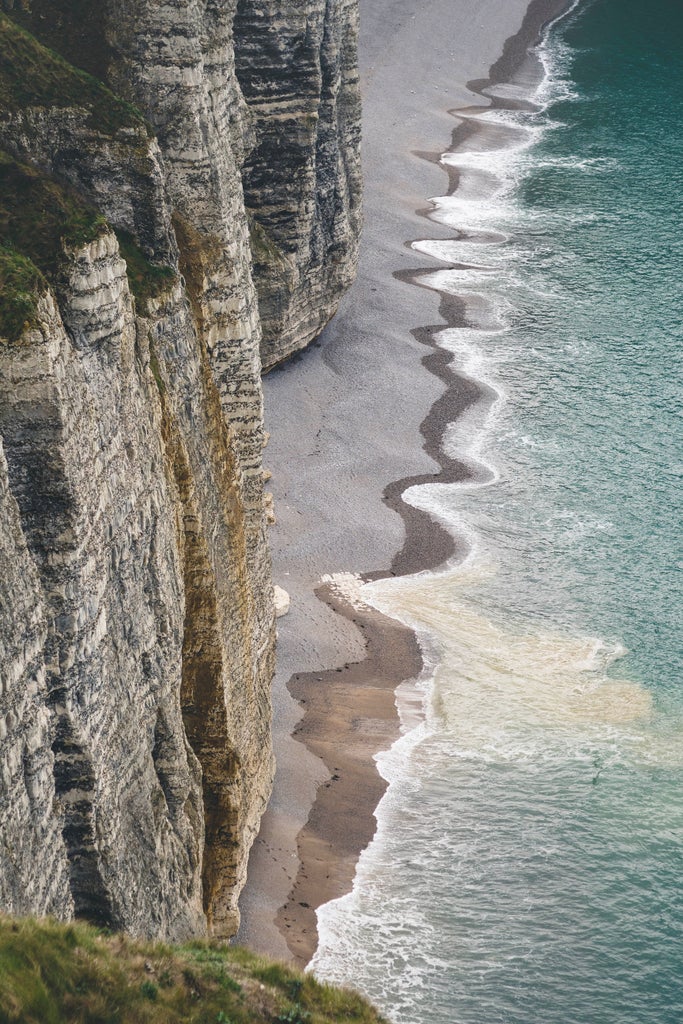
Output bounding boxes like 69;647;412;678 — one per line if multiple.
308;0;683;1021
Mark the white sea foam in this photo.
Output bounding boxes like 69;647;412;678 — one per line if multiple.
533;155;622;173
536;5;584;106
362;565;652;757
412;236;505;262
363;7;660;756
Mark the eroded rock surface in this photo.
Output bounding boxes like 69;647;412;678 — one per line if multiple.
0;0;360;939
235;0;362;369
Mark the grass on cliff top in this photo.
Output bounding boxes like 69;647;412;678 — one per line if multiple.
0;150;106;341
0;151;108;273
0;13;147;136
0;916;387;1024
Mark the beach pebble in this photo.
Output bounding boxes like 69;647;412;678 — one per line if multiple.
274;586;290;617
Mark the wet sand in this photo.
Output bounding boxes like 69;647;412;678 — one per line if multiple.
237;0;573;965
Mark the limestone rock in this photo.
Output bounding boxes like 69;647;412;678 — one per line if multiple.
0;243;206;940
0;437;72;922
273;586;291;618
234;0;362;370
0;0;360;941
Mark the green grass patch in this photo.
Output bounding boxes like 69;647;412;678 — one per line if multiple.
247;213;288;271
149;348;166;396
0;246;46;342
0;915;388;1024
0;13;147;136
0;150;107;276
0;149;106;341
0;152;175;337
115;230;176;306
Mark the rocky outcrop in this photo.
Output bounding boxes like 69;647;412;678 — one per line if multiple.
0;0;359;940
234;0;362;369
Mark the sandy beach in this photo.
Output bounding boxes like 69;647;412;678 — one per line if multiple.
237;0;571;965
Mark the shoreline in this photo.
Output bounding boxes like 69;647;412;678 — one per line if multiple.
237;0;575;966
275;586;421;965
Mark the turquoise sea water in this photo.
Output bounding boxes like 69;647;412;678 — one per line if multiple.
310;1;683;1022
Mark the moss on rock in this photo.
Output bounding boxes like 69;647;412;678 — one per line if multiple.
247;213;288;272
0;150;107;275
115;230;176;306
0;150;108;341
0;153;175;330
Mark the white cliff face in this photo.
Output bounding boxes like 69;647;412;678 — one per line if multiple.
0;219;276;939
234;0;363;369
0;239;206;939
0;436;72;922
105;0;266;472
104;0;276;740
0;107;177;263
143;273;275;938
0;0;360;940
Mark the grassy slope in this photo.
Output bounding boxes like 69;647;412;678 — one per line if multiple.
0;152;108;272
0;155;176;342
0;917;386;1024
0;13;145;135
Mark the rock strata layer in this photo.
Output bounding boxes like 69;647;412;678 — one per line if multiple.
0;0;360;940
234;0;362;369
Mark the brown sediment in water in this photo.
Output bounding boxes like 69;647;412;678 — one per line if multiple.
238;0;577;968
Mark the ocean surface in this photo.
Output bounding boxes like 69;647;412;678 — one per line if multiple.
309;1;683;1021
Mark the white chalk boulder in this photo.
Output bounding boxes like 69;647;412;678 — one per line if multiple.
273;585;290;618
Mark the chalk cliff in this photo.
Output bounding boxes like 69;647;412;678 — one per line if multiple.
234;0;362;368
0;0;360;940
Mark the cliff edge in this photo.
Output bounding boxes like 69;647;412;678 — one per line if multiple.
0;0;360;941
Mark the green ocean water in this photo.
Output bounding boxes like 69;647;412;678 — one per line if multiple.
310;1;683;1022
